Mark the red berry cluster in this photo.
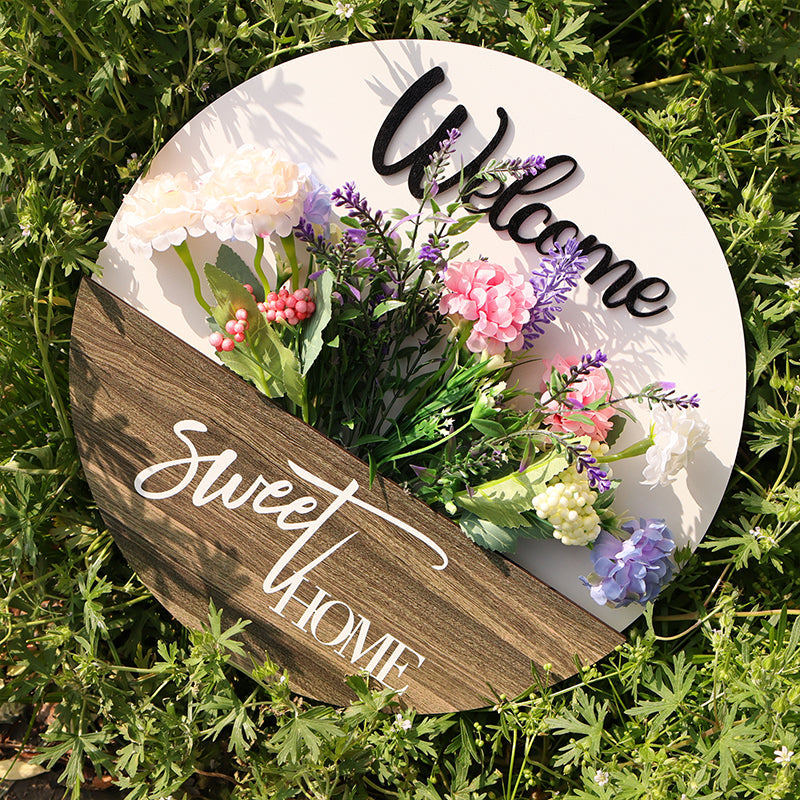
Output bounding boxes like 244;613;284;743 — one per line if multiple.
209;308;249;352
256;287;316;325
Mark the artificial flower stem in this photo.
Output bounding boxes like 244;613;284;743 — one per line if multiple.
387;420;473;463
404;326;471;417
253;235;271;293
596;437;653;462
173;241;211;314
281;234;299;290
301;385;310;425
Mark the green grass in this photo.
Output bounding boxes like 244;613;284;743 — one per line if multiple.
1;1;799;798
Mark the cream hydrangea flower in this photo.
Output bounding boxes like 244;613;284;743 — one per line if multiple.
642;406;710;487
117;171;205;258
199;145;310;241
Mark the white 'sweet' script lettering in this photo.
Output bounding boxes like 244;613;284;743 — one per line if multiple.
133;419;447;690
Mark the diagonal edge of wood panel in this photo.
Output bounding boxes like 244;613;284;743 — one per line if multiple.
69;278;624;712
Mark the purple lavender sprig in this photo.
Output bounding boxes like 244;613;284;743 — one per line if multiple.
568;350;609;381
536;350;610;424
635;382;701;409
570;442;612;493
424;128;462;197
542;349;608;400
475;154;548;184
294;218;327;250
521;238;588;347
418;233;446;265
331;182;385;227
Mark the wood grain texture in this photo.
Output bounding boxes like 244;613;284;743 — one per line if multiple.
69;278;623;712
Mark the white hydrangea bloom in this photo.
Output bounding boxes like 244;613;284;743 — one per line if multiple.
117;171;205;258
532;466;601;546
199;145;310;241
642;406;710;487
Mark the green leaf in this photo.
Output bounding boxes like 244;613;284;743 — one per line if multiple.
455;452;569;528
470;418;506;438
448;241;469;259
371;299;406;319
459;513;518;553
215;244;262;300
446;213;483;236
259;324;306;407
547;689;609;767
270;707;345;764
626;651;696;732
301;269;333;375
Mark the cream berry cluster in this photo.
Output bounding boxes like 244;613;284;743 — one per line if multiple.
532;464;602;547
209;308;249;352
256;287;316;325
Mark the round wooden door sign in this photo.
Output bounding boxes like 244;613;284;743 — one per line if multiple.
70;41;745;712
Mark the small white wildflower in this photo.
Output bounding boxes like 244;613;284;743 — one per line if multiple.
394;713;412;731
593;769;610;786
751;527;778;548
774;745;794;765
785;277;800;294
334;1;354;18
18;223;31;237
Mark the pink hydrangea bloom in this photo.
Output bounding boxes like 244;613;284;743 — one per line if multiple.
438;261;535;356
541;355;615;441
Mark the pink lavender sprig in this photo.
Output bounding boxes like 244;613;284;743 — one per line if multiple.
522;238;588;347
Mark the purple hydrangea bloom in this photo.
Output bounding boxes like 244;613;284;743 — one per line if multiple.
580;519;676;607
302;180;332;227
521;238;588;348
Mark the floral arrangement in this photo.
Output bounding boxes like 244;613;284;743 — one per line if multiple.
118;133;710;609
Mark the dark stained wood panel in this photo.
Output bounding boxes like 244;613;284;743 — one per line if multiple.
69;278;623;712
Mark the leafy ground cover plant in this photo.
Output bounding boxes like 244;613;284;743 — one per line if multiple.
1;1;799;798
